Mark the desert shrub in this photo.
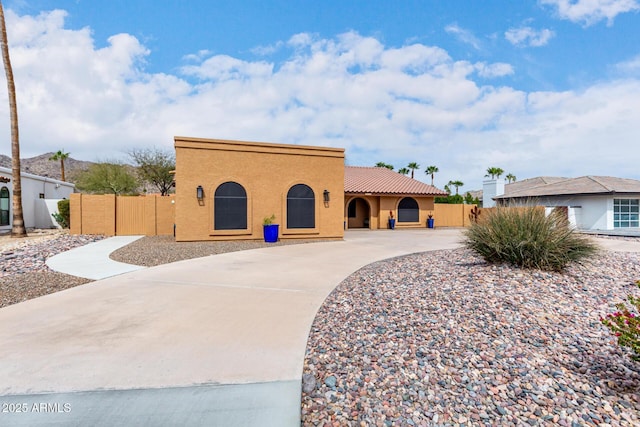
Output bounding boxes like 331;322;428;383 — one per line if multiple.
601;280;640;361
53;199;70;228
463;206;598;271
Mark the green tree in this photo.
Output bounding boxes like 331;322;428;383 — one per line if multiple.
425;165;439;186
464;192;480;205
448;180;464;195
76;162;139;195
49;150;70;182
435;194;463;204
407;162;420;179
397;167;410;175
128;147;175;196
506;173;517;183
375;162;394;170
485;167;505;180
0;1;26;238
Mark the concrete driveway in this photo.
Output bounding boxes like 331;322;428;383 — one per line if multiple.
1;229;637;426
0;229;465;426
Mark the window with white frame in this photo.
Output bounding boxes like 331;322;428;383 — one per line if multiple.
614;199;639;228
0;186;9;226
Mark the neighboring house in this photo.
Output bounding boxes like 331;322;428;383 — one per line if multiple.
476;176;567;207
487;176;640;231
0;166;75;231
345;166;447;229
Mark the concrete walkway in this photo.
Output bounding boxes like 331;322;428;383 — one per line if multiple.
46;235;146;280
1;230;640;426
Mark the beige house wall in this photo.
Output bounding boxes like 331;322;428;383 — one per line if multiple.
345;194;436;229
174;137;345;242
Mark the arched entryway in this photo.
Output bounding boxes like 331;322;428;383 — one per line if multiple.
347;197;371;229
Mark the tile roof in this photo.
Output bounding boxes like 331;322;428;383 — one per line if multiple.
504;177;567;195
345;166;447;196
470;177;567;201
495;176;640;199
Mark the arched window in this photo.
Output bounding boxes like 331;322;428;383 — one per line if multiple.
287;184;315;229
214;182;247;230
0;186;9;226
398;197;419;222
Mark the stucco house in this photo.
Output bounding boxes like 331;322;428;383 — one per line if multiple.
174;137;346;242
0;166;75;231
487;176;640;231
173;137;449;241
345;166;447;229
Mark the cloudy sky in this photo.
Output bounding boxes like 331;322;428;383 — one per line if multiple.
0;0;639;190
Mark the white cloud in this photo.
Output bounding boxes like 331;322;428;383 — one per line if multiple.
0;10;639;190
540;0;640;26
444;24;482;50
182;49;212;62
614;54;640;75
505;26;555;47
475;62;515;78
250;42;284;56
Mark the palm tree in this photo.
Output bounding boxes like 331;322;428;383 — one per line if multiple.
49;150;70;182
506;173;517;183
375;162;394;170
485;167;505;180
448;180;464;195
0;2;26;238
407;162;420;179
397;167;410;175
425;165;439;186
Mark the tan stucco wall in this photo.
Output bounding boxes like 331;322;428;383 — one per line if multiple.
345;194;435;229
174;137;345;241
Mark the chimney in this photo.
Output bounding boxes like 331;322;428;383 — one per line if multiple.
482;178;505;208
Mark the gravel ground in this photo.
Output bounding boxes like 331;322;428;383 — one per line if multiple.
4;231;640;425
301;248;640;426
109;235;341;267
1;233;338;307
0;231;105;308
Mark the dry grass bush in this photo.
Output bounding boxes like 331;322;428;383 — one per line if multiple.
463;205;598;271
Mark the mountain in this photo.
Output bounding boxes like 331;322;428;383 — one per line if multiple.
0;153;95;183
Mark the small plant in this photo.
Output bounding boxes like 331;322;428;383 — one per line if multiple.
601;280;640;361
428;212;433;219
389;210;394;219
52;199;70;228
263;214;276;226
463;205;598;271
51;212;67;228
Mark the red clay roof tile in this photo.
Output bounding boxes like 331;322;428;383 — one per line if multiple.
345;166;447;195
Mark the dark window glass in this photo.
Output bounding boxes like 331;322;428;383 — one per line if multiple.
398;197;419;222
214;182;247;230
0;187;9;226
348;200;357;218
287;184;315;228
